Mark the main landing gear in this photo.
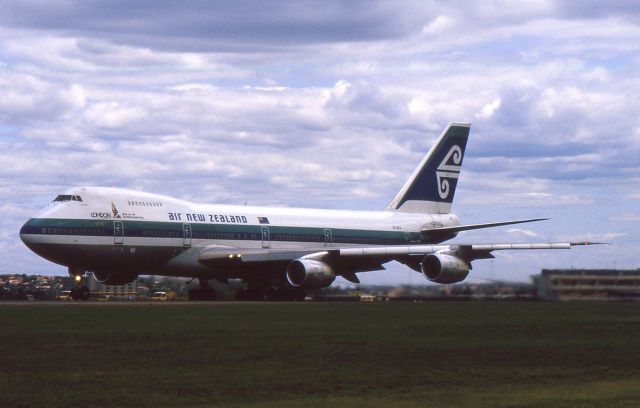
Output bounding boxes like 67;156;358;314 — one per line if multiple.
188;278;217;301
69;267;90;301
235;283;306;302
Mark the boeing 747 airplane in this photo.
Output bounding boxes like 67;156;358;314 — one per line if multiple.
20;123;593;300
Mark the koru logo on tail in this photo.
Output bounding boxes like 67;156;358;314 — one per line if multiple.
436;145;462;199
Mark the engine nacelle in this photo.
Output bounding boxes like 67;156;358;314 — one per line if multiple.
420;254;470;284
92;271;139;286
286;259;336;289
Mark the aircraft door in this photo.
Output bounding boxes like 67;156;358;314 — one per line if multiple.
324;228;332;247
261;226;270;249
183;223;192;247
114;221;124;245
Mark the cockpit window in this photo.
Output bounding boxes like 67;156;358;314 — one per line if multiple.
53;195;83;202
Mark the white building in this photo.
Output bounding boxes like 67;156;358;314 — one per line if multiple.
537;269;640;301
87;273;138;300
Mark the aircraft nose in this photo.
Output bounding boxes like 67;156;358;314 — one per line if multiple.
20;217;71;266
20;219;35;246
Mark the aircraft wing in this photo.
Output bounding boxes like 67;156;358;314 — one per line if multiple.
199;242;595;263
198;242;598;284
198;245;387;283
319;242;596;265
198;246;329;263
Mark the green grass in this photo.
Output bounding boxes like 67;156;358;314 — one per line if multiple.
1;302;639;407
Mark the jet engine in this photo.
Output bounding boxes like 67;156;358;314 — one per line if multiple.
286;259;336;289
92;271;139;286
420;254;470;284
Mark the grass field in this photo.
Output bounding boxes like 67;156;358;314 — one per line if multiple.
1;301;640;407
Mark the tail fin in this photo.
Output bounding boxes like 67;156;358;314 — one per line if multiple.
386;122;470;214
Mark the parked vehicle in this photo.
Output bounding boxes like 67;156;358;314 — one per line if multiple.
151;291;176;301
56;291;72;301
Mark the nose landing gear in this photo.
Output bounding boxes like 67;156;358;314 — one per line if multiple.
69;267;90;301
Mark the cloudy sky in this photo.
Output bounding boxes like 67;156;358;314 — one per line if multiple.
1;1;638;284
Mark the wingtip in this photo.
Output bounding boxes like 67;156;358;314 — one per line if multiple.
570;242;609;246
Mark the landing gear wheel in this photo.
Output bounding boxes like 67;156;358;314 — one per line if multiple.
188;288;200;301
293;288;306;302
246;287;266;301
201;286;217;301
266;287;279;301
188;279;217;301
70;285;90;301
236;288;247;301
283;287;306;302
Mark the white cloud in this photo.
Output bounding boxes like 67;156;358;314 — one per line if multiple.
506;228;541;238
609;212;640;222
0;72;86;123
1;2;640;278
168;83;218;93
422;15;454;35
83;102;147;129
556;232;627;243
477;98;501;119
0;204;32;218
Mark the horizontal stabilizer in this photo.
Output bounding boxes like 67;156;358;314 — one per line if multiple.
421;218;549;240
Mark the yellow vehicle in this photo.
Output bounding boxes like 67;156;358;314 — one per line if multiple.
151;291;176;301
56;291;72;301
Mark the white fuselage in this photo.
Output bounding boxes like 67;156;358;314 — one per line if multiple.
20;186;460;278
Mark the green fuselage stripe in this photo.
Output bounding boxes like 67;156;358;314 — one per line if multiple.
22;218;421;246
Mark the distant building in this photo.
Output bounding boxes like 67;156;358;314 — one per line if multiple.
536;269;640;301
87;274;138;300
